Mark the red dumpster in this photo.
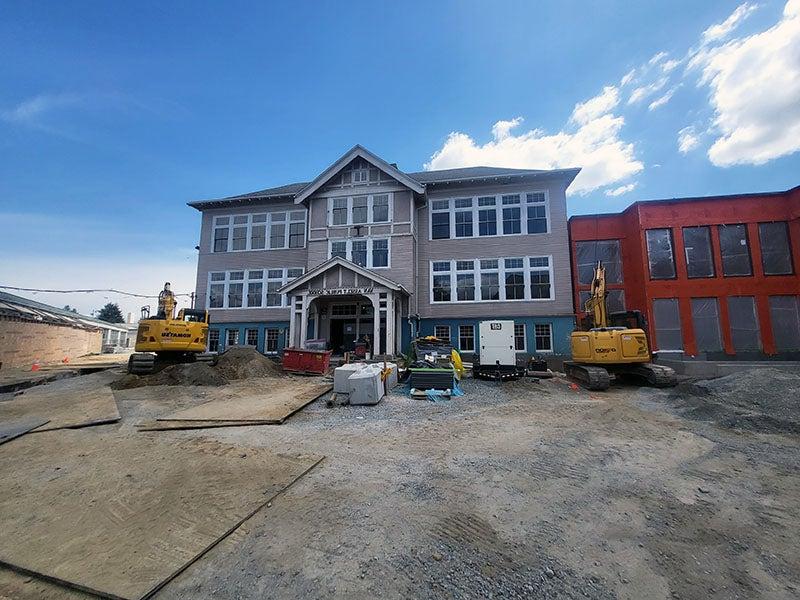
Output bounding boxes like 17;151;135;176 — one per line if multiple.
282;348;332;374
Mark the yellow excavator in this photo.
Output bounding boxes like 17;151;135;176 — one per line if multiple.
564;262;677;391
128;282;216;374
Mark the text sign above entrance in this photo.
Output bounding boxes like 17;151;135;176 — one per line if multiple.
307;287;374;296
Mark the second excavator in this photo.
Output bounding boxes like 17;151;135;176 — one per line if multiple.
563;262;677;391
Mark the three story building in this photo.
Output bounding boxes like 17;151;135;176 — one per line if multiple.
190;145;579;357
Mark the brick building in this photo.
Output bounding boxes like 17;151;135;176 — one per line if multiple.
568;186;800;359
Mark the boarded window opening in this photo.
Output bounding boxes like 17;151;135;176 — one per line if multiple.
652;299;682;351
718;224;752;276
727;296;761;351
691;298;722;352
575;240;623;285
646;229;676;279
769;296;800;351
683;226;715;278
759;222;794;275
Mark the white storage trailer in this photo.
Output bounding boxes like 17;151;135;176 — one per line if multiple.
475;320;525;380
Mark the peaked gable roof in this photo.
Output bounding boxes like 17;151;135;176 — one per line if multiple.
278;256;409;295
292;144;425;204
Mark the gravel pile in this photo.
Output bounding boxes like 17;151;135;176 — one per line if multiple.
661;368;800;435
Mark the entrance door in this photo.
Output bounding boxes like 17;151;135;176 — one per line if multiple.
330;319;359;354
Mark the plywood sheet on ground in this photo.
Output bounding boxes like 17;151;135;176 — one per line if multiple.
0;418;49;445
0;372;119;432
157;381;331;424
0;430;323;600
136;419;271;431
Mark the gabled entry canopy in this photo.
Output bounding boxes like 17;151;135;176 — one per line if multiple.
293;144;425;204
278;256;409;295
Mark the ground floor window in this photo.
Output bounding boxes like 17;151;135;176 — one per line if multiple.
514;323;526;351
727;296;760;351
226;329;239;347
208;329;220;352
769;295;800;351
265;328;280;353
534;323;552;351
434;325;450;341
691;297;722;352
458;325;475;351
652;298;682;351
245;328;258;346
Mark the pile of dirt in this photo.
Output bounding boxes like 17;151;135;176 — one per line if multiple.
214;346;284;380
112;348;283;390
663;368;800;435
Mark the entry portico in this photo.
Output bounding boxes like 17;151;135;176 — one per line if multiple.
280;257;409;356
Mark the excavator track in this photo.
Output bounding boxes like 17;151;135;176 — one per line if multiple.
563;361;611;391
628;363;678;387
128;353;156;375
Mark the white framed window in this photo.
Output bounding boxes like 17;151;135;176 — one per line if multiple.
265;328;280;354
245;328;259;346
226;329;240;347
208;268;303;309
514;323;526;351
327;238;390;268
429;190;549;241
434;325;451;341
327;193;393;226
430;256;553;304
534;323;553;352
459;325;475;351
208;329;220;352
212;211;306;253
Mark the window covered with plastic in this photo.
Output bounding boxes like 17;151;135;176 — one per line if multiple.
652;298;682;350
759;222;794;275
579;289;626;314
727;296;761;351
718;224;752;276
683;226;715;278
691;298;722;352
646;229;676;279
769;296;800;351
575;240;623;285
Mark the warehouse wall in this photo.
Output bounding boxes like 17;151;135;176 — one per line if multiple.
0;319;102;369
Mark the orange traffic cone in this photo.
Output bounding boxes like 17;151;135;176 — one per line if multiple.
62;356;70;364
31;360;41;372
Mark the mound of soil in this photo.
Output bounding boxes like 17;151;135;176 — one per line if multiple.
112;347;283;390
664;368;800;435
214;347;284;380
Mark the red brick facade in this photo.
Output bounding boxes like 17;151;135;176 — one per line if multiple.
569;186;800;358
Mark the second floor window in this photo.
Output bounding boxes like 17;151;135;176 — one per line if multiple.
328;238;390;268
646;228;676;279
430;191;549;240
212;211;306;252
718;224;752;276
759;221;794;275
328;193;392;226
683;226;715;278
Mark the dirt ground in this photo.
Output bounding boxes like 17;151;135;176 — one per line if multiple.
1;369;798;599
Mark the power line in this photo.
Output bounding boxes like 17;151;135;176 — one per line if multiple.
0;284;193;299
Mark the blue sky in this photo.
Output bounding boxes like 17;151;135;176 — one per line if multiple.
1;1;799;315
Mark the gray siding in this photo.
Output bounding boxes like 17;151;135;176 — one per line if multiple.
416;180;574;319
194;201;308;323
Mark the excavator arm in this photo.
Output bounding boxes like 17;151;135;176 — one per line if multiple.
583;262;608;329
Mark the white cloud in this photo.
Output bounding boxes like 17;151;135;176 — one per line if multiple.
604;183;637;197
678;126;701;153
648;51;669;65
693;0;800;166
620;68;637;86
0;93;85;124
648;86;679;111
702;2;760;44
570;86;620;124
424;87;643;195
628;77;668;104
661;58;681;73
